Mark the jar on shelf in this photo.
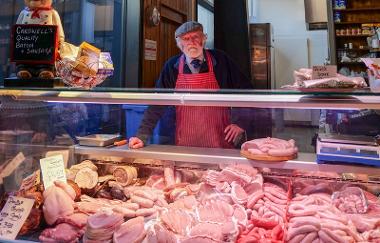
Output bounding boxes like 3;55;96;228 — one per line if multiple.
339;0;347;9
334;11;342;22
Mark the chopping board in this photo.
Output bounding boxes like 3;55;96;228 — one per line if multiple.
241;150;297;162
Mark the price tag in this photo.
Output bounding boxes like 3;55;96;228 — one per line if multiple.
0;196;34;240
40;154;66;189
312;65;337;79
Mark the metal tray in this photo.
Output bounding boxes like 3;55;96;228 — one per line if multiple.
318;133;378;146
76;134;121;147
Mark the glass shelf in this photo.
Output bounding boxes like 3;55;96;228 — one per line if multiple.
1;87;380;109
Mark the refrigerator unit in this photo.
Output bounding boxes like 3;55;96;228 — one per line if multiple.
249;23;274;89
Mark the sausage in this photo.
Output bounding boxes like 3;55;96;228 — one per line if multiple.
133;189;157;202
262;210;275;219
287;225;318;241
268;147;296;157
288;204;316;217
264;192;287;205
287;233;306;243
318;229;338;243
289;216;320;229
300;232;318;243
247;148;265;154
264;202;286;220
322;228;348;243
264;187;288;200
131;196;154;208
253;201;264;210
318;211;348;224
250;217;277;229
247;191;264;209
136;208;157;217
122;202;139;211
112;206;136;218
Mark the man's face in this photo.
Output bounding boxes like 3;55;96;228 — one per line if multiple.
24;0;52;9
177;31;206;59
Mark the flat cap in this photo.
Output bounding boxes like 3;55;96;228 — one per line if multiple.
175;21;203;38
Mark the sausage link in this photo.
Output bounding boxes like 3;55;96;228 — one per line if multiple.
131;196;154;208
300;232;318;243
136;208;157;217
287;225;318;241
287;233;306;243
318;229;338;243
133;189;157;202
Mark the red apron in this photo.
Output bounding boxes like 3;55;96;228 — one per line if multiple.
175;51;232;148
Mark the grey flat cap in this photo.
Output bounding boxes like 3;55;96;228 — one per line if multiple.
175;21;203;38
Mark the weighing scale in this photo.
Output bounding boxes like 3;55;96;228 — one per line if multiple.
317;133;380;166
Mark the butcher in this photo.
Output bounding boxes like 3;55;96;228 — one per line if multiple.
129;21;253;149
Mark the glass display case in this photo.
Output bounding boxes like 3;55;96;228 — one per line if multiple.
1;88;380;242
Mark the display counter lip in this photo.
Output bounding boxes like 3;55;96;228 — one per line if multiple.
74;144;380;175
1;88;380;109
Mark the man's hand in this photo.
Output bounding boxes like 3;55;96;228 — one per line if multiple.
128;137;144;149
224;124;244;143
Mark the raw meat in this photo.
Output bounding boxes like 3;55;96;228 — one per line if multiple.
113;216;146;243
39;223;82;243
43;184;75;225
241;137;298;158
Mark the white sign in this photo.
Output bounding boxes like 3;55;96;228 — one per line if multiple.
312;65;337;79
40;154;66;189
144;39;157;61
0;196;34;240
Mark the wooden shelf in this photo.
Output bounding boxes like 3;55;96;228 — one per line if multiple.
336;34;372;37
334;7;380;12
337;48;370;51
335;22;380;25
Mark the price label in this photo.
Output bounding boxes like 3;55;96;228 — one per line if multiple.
0;196;34;240
312;65;337;79
40;154;66;189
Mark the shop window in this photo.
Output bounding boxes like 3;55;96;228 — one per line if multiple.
0;0;129;87
197;0;214;49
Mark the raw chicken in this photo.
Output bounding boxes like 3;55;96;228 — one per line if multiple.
43;183;75;225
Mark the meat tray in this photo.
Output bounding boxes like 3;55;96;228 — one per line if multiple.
76;134;121;147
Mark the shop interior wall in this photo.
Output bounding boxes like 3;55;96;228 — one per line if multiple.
141;0;196;88
249;0;326;126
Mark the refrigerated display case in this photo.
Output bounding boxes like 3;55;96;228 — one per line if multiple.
0;88;380;242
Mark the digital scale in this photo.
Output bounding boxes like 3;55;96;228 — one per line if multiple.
317;133;380;166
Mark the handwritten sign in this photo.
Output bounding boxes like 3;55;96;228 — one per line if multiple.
10;24;58;64
312;65;337;80
40;154;66;189
0;196;34;240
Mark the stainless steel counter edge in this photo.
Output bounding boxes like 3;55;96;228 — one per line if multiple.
2;89;380;109
74;144;380;175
